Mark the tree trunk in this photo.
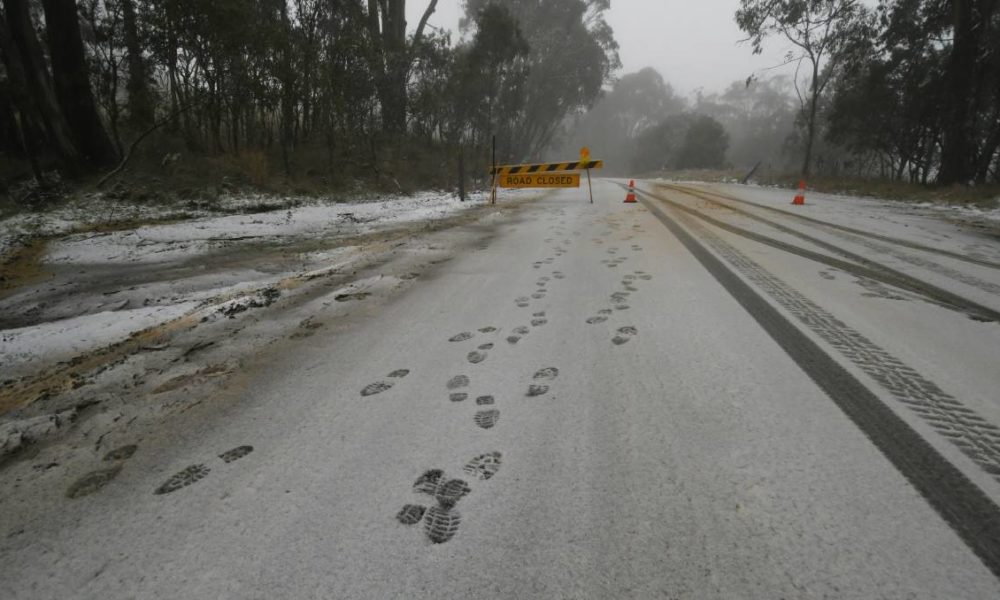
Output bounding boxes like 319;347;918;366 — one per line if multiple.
40;0;118;167
938;0;977;184
801;62;821;178
367;0;409;134
279;4;294;176
0;77;21;156
121;0;154;128
1;0;81;170
458;145;465;201
974;100;1000;182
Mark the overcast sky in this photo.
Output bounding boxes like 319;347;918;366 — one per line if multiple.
406;0;792;96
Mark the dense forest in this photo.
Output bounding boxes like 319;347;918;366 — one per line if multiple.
0;0;618;195
738;0;1000;185
0;0;998;200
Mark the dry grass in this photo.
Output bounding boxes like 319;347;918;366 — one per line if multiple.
233;150;269;187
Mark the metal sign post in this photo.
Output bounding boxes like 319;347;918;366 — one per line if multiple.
491;135;497;205
579;147;593;204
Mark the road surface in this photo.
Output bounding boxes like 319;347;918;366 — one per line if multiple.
3;179;1000;598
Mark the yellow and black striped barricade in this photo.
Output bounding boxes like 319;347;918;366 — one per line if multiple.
490;160;604;176
489;159;603;203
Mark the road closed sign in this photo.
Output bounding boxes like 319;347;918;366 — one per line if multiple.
500;172;580;188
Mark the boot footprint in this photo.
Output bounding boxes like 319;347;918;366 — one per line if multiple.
435;478;471;509
464;452;502;480
396;504;426;525
527;384;549;397
219;445;253;463
66;442;145;499
447;374;470;389
154;464;211;495
525;367;558;397
153;444;254;495
413;469;445;495
474;410;500;430
361;369;410;397
361;381;393;397
424;506;462;544
66;466;123;499
612;326;638;346
533;367;559;381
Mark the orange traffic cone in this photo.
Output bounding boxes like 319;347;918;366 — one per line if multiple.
792;180;806;205
624;179;637;203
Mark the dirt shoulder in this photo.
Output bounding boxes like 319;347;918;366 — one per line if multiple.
0;189;540;467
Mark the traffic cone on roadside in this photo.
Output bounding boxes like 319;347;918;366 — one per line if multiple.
624;180;637;203
792;180;806;205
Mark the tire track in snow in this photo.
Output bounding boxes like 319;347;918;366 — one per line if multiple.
639;190;1000;580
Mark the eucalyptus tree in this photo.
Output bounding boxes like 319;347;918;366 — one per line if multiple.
462;0;619;158
736;0;872;176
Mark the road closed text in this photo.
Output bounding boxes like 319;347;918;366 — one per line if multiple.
500;173;581;188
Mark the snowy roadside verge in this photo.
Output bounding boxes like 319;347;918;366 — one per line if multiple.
1;188;531;383
650;177;1000;230
1;189;501;263
1;186;544;456
913;201;1000;226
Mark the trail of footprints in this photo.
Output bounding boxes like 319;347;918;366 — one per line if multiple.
390;253;567;543
582;265;652;346
385;216;646;544
360;368;411;397
154;445;254;495
65;214;641;535
65;443;254;499
401;214;568;542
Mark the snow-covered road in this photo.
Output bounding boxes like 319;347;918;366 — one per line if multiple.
2;180;1000;598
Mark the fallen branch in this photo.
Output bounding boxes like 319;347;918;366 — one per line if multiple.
740;161;762;185
97;103;198;190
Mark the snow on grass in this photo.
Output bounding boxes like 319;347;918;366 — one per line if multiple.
34;190;506;266
2;188;512;264
1;188;527;381
914;201;1000;225
0;303;199;380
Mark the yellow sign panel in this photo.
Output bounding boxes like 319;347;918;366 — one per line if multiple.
500;173;580;188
